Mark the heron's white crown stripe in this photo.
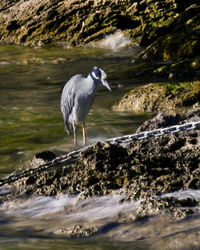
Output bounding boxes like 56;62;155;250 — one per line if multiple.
92;71;99;80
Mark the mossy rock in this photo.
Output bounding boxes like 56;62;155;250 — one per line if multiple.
112;81;200;113
139;4;200;79
1;0;200;80
0;0;141;46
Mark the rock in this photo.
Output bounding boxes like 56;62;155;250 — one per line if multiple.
112;81;200;113
55;225;98;237
30;151;57;168
136;196;199;220
0;0;199;78
0;0;139;47
140;3;200;79
137;103;200;132
0;106;200;219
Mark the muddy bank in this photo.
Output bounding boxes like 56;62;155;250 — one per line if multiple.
0;106;200;225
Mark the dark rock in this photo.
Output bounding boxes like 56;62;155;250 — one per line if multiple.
137;103;200;132
30;151;57;168
35;151;57;162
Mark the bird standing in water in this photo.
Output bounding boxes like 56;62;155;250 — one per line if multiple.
61;66;111;145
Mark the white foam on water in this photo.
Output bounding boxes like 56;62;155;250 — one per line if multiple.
1;194;140;223
161;189;200;201
87;136;108;144
64;195;141;222
93;30;132;51
2;194;79;218
1;190;199;226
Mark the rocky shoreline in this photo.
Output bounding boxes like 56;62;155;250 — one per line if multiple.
0;0;199;79
0;0;200;241
0;105;200;227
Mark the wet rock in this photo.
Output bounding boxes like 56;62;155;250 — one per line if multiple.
112;81;200;113
30;151;57;168
136;196;199;220
55;225;98;238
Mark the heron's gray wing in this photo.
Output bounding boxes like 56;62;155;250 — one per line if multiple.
61;75;82;133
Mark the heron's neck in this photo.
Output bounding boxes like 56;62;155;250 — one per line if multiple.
87;75;98;92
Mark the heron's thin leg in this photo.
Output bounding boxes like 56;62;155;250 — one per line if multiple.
82;122;86;145
72;121;77;145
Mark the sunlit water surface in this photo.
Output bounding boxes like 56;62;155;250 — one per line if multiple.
0;41;199;249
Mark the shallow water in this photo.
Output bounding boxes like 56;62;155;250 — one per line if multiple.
1;42;199;249
0;43;149;178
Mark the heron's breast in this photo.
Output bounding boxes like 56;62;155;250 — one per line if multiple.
73;93;95;122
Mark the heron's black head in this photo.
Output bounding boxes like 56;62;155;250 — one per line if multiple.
90;66;102;81
90;66;111;91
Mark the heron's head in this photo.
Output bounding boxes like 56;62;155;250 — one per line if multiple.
90;66;111;91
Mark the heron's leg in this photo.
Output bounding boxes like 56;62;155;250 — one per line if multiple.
82;122;86;145
72;121;77;145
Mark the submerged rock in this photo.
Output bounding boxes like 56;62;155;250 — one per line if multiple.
55;225;98;238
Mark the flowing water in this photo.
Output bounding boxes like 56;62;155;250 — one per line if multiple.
0;35;200;249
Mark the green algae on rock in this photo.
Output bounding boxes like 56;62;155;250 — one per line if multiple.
0;0;139;47
112;81;200;113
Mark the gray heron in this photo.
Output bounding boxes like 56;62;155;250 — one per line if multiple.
61;66;111;145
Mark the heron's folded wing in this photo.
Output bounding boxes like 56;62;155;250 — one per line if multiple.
60;75;83;124
61;83;75;124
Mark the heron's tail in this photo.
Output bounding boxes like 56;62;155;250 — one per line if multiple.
65;122;72;135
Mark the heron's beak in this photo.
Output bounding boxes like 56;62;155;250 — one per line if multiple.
101;79;111;91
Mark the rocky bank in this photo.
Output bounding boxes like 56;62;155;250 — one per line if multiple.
0;0;200;78
0;0;200;239
0;105;200;225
